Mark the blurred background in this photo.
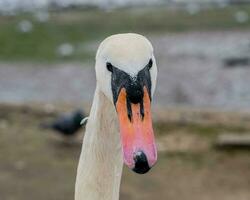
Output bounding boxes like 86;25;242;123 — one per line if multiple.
1;0;250;199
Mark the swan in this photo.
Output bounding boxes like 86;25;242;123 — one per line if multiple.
75;33;158;200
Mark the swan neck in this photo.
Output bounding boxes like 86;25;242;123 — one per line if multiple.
75;87;123;200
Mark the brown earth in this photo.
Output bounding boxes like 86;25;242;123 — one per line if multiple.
0;104;250;200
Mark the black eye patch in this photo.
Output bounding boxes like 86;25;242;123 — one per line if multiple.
147;59;153;70
110;61;152;105
106;62;113;73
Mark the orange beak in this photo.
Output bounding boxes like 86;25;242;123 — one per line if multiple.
116;87;157;174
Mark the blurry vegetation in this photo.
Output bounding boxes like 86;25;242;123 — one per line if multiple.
0;5;250;62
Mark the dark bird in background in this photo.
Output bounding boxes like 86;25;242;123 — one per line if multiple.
223;57;250;68
40;109;86;136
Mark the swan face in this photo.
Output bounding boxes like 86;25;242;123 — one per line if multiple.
95;33;157;174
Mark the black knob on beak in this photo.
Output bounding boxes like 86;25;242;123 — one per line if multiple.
133;151;150;174
127;82;143;104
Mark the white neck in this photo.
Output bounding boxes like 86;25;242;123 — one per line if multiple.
75;87;123;200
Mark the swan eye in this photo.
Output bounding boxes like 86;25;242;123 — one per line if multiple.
148;59;153;70
106;62;113;73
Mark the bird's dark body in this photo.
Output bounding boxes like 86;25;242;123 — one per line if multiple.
42;110;85;136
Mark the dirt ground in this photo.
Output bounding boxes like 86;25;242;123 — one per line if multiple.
0;104;250;200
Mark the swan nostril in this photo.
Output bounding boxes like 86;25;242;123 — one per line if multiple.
132;151;151;174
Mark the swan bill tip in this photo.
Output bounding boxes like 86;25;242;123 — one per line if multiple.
132;151;151;174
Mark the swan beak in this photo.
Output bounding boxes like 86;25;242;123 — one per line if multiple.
116;87;157;174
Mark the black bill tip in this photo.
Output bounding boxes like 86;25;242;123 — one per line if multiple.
132;151;151;174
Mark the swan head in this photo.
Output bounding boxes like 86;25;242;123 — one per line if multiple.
95;33;157;174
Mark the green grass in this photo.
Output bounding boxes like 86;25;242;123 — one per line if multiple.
1;5;250;61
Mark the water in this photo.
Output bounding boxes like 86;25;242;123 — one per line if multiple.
1;31;250;111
